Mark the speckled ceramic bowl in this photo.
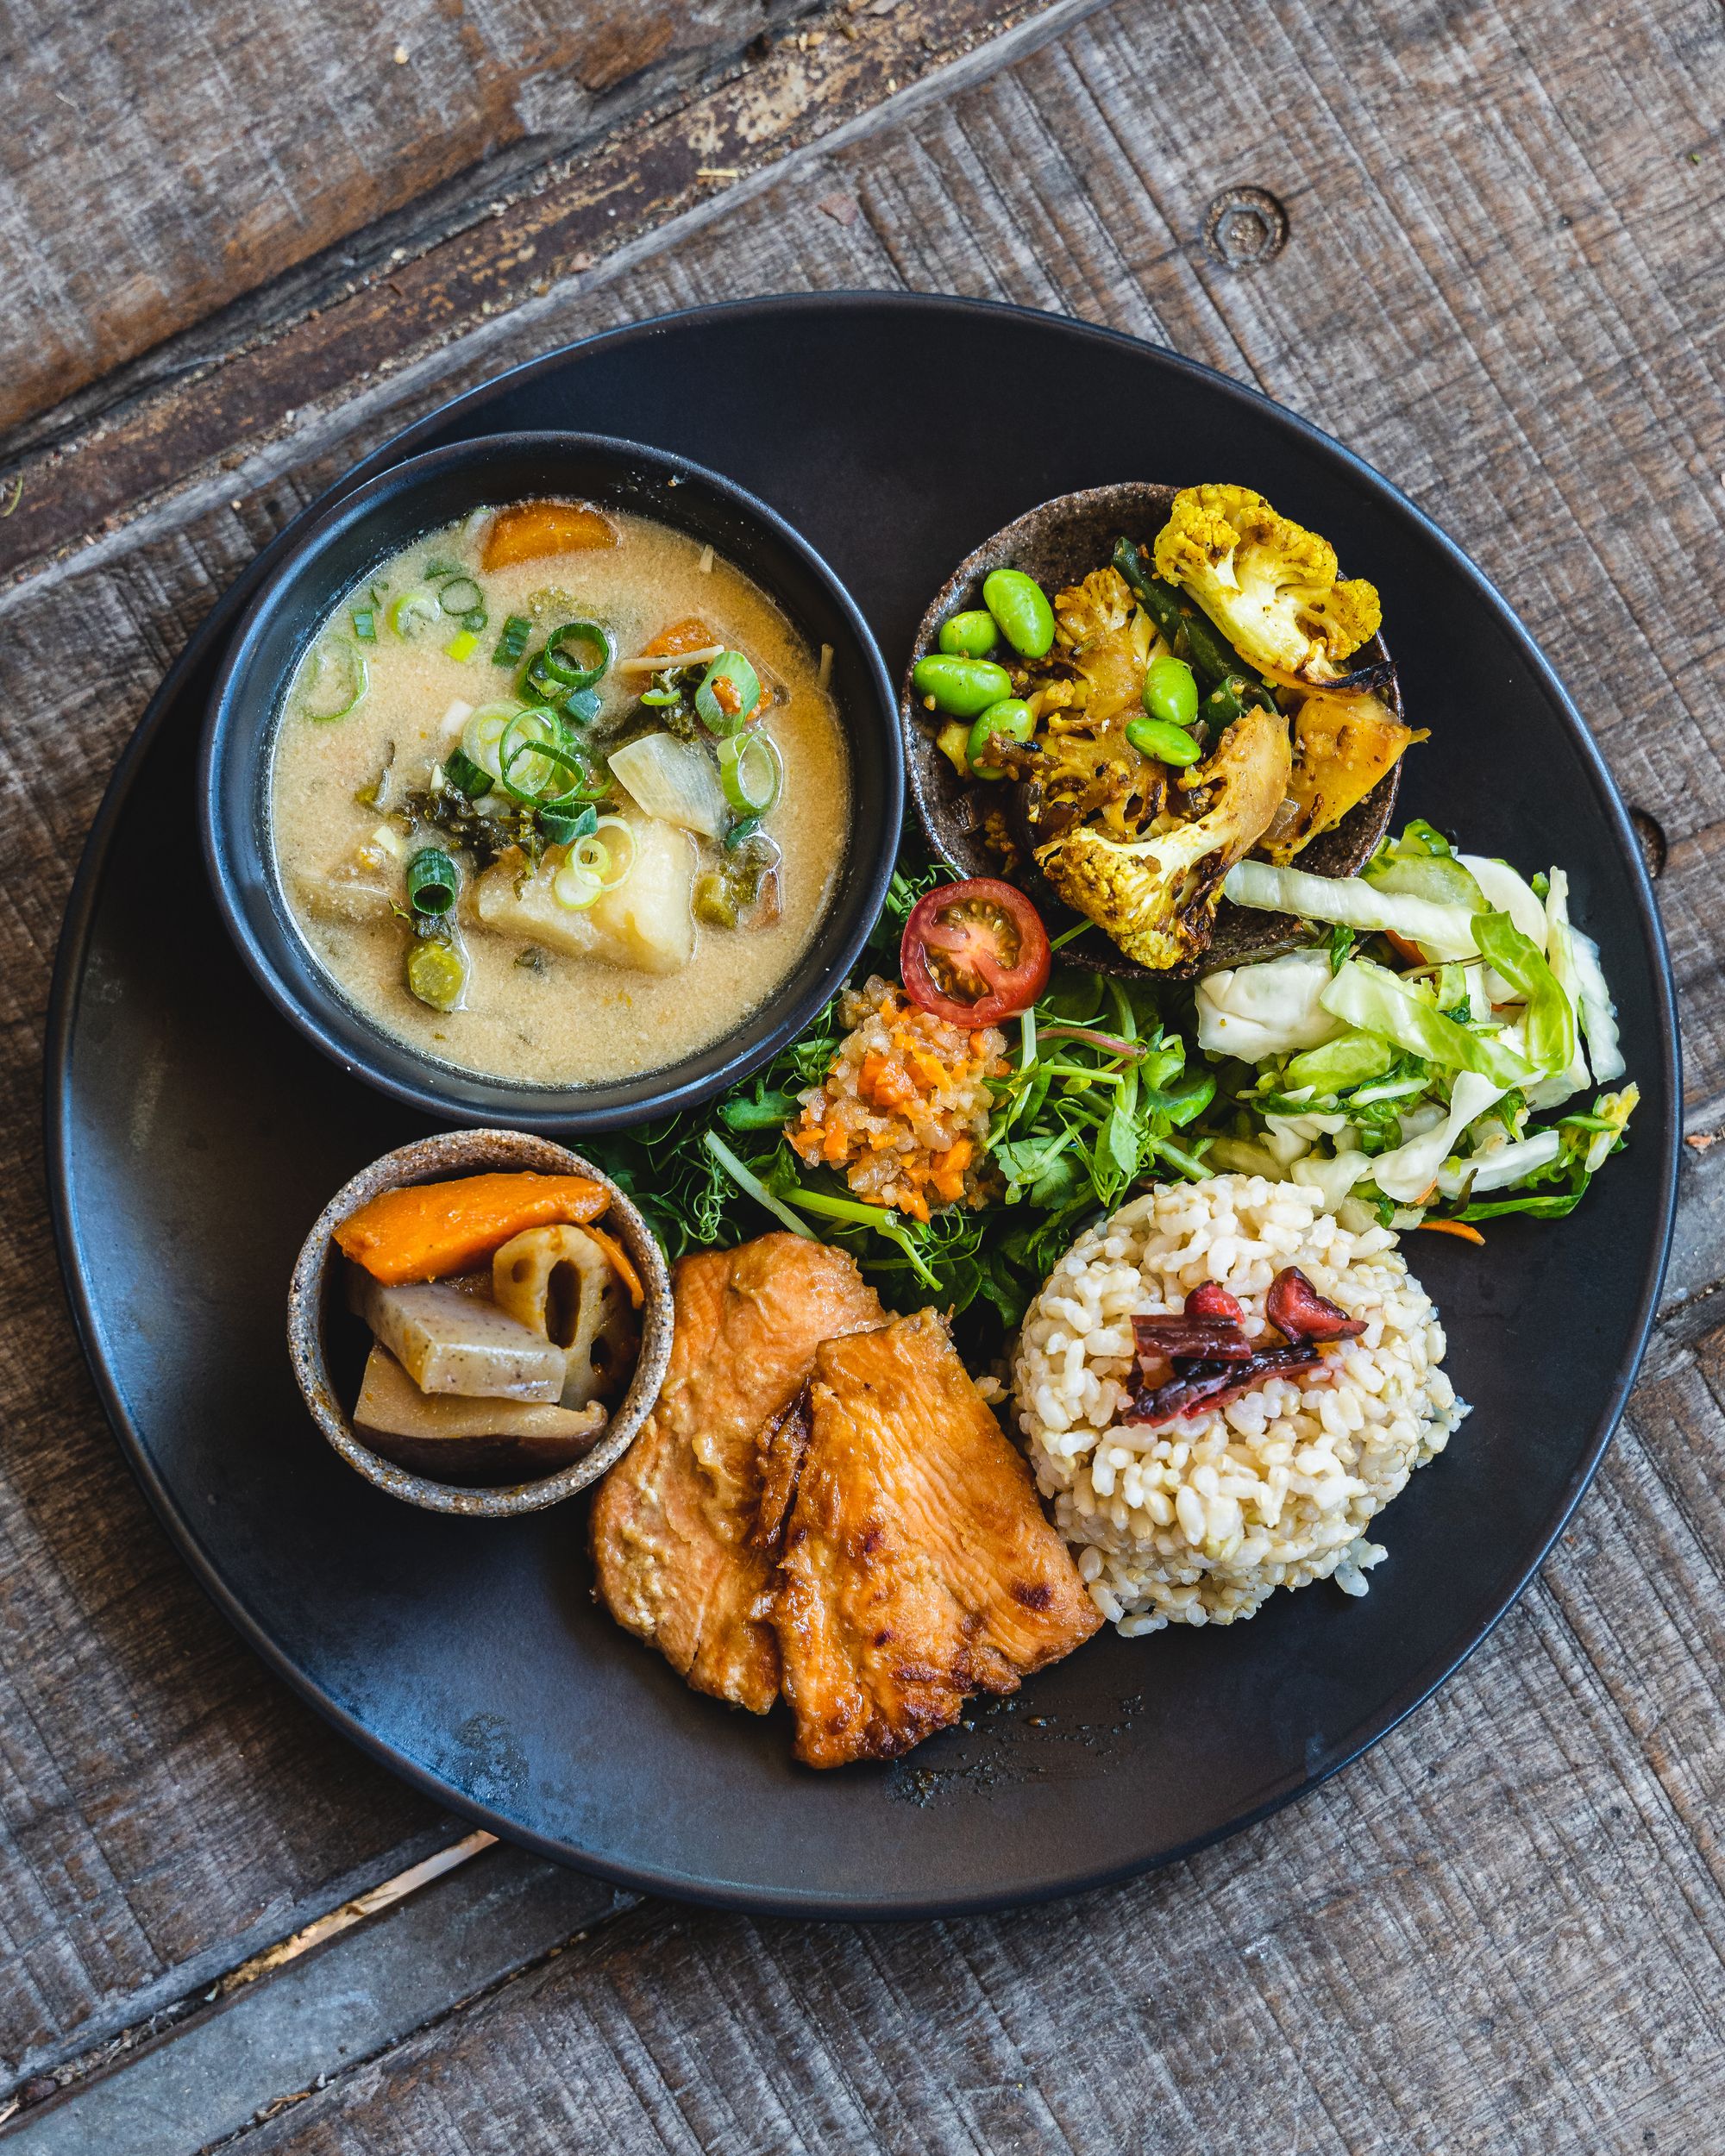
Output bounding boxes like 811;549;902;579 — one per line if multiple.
288;1128;673;1516
900;480;1403;978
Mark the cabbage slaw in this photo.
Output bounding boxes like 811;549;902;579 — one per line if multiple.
1195;821;1637;1232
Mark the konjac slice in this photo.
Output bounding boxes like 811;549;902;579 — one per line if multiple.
349;1345;608;1449
348;1274;568;1401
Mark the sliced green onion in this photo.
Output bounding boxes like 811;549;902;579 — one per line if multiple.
406;939;466;1010
493;614;530;667
442;747;493;800
724;813;764;850
718;729;783;815
574;815;637;893
499;707;587;805
552;857;603;910
405;847;459;916
461;702;524;782
387;586;442;639
561;685;601;727
540;619;613;693
438;576;483;617
538;803;597;847
640;686;681;706
298;641;369;721
351;606;377;643
443;628;480;663
695;650;762;736
423;556;461;581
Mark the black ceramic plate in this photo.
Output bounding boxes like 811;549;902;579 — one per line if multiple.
48;296;1678;1917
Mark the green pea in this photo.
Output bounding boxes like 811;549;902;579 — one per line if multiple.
912;654;1014;718
967;699;1034;779
982;568;1056;659
938;610;1000;659
1143;654;1199;728
1127;714;1201;768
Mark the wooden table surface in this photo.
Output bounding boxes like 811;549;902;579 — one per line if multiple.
3;1;1723;2147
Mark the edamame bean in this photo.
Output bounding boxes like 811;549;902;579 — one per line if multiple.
982;568;1056;659
912;654;1013;718
1143;654;1199;728
1127;714;1201;767
938;609;1000;658
967;698;1034;779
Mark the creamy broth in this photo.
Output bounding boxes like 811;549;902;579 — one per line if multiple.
270;506;850;1087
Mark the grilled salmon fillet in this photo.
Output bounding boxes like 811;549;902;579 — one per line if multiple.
775;1309;1101;1767
589;1235;882;1712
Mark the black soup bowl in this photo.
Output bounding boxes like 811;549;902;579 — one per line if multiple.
202;432;902;1132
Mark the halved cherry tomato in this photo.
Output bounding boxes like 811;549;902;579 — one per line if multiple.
900;877;1051;1026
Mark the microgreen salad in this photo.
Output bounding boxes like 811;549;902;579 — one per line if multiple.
590;820;1635;1340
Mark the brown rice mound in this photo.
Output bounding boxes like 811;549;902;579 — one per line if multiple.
1012;1175;1467;1633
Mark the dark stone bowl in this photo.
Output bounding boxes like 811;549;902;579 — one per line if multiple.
287;1128;673;1517
900;481;1403;978
204;430;902;1131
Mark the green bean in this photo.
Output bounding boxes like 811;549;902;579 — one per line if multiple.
938;610;1000;658
911;654;1013;717
1126;714;1201;767
982;568;1056;659
1110;537;1242;684
967;698;1034;779
1200;673;1277;730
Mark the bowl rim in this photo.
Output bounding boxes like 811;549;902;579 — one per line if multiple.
200;428;903;1131
286;1129;674;1515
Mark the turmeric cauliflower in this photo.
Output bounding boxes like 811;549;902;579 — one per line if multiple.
1033;704;1291;968
1152;484;1380;684
1051;567;1153;724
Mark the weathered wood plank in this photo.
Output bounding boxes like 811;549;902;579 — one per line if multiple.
1;0;1723;2141
0;0;827;437
0;0;1066;584
4;1845;624;2156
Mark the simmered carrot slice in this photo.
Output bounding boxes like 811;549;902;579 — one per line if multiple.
641;616;717;657
335;1172;610;1284
580;1223;645;1307
480;501;618;572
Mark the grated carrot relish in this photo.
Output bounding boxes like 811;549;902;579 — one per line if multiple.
788;976;1007;1220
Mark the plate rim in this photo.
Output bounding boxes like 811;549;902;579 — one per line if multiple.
44;291;1683;1917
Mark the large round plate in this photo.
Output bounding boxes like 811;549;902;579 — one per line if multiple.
47;297;1678;1915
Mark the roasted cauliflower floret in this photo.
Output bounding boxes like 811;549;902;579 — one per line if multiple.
1054;567;1134;649
1051;567;1145;724
1152;484;1380;683
1034;704;1291;968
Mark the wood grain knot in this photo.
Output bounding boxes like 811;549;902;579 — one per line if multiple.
1629;806;1668;879
1201;186;1289;270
